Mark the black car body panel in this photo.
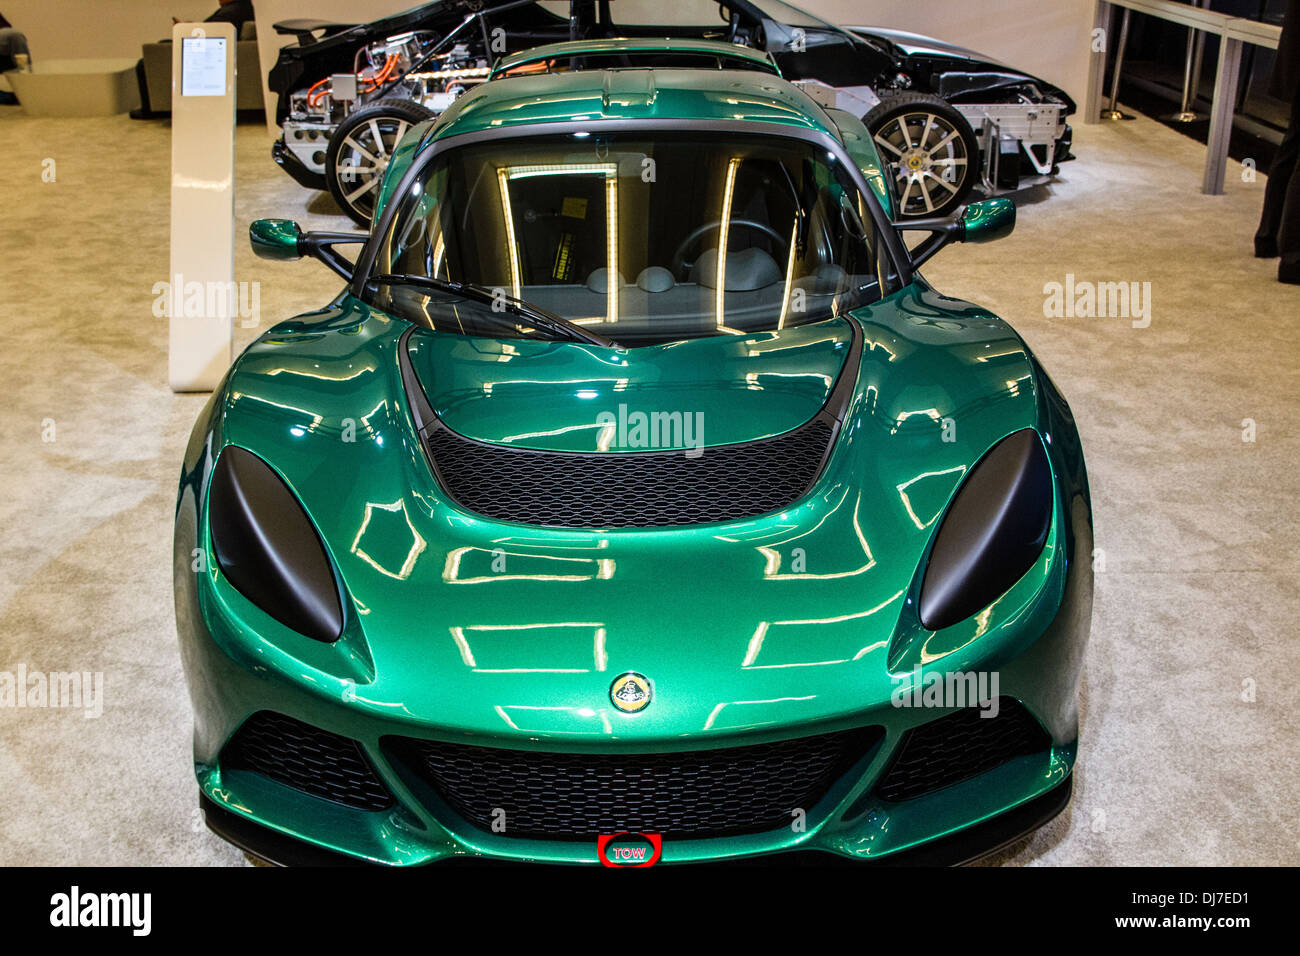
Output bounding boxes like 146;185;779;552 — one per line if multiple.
852;27;1077;114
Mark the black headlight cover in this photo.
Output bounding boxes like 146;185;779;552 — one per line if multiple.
208;446;343;643
918;429;1053;631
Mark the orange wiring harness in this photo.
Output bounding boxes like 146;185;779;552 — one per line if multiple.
306;54;398;108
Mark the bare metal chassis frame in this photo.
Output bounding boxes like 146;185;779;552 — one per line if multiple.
952;102;1066;193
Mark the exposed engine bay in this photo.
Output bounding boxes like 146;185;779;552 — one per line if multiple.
278;33;488;184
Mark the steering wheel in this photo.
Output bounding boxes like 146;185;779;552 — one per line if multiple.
670;219;789;280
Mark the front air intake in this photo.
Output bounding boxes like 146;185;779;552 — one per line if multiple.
423;419;835;528
389;726;883;840
873;698;1051;802
222;711;393;811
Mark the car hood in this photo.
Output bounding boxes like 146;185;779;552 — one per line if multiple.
852;27;1007;66
214;285;1058;744
404;318;853;451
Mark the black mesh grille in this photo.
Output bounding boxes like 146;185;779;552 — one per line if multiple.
223;712;392;811
424;419;834;528
390;727;882;840
874;698;1051;802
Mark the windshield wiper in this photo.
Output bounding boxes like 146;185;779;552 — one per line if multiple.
368;274;618;348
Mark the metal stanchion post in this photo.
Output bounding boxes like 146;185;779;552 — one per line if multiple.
1189;22;1208;106
1166;0;1208;122
1102;6;1136;120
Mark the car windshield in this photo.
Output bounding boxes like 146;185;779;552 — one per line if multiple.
368;130;897;347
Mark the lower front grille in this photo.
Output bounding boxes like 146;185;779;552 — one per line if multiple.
222;711;392;811
874;697;1051;802
390;727;882;840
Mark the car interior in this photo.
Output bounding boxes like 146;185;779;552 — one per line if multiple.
376;133;893;346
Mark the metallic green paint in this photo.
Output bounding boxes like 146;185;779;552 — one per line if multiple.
249;218;304;261
176;280;1091;864
406;318;852;451
962;197;1017;244
175;69;1091;866
823;107;896;220
372;122;429;223
430;70;825;142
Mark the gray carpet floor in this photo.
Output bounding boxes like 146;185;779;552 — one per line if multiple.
0;101;1296;866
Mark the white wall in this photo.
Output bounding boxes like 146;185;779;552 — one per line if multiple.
3;0;218;59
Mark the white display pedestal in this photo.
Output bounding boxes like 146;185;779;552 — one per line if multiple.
168;21;236;393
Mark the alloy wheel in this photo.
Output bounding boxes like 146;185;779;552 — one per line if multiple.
332;116;411;222
872;112;970;217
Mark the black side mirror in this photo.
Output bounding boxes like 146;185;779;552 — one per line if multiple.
896;198;1016;269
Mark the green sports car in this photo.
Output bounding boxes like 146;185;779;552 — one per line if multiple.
175;61;1092;866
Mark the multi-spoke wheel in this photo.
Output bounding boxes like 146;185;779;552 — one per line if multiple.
863;92;979;218
325;98;435;226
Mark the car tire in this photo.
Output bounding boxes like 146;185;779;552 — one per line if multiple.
863;92;979;218
325;98;435;226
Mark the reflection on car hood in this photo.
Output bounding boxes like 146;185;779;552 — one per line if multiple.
212;284;1053;741
405;317;855;451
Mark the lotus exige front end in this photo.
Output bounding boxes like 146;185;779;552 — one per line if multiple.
175;67;1091;866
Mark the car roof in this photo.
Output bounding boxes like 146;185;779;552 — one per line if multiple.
427;68;836;143
488;37;780;78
